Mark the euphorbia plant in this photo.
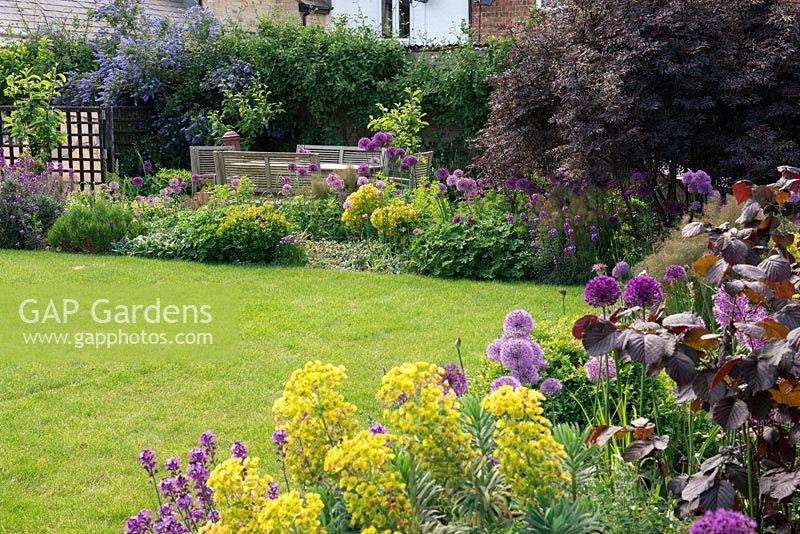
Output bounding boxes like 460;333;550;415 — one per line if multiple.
572;166;800;530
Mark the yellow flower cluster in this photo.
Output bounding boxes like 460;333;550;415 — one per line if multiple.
272;361;358;485
324;430;414;531
482;385;570;500
370;201;418;241
201;458;325;534
341;184;382;230
376;362;475;482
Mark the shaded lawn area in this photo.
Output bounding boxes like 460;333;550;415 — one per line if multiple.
0;250;585;533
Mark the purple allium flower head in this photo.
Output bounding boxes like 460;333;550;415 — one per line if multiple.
682;170;714;196
229;178;241;188
326;173;344;191
441;363;467;397
689;509;756;534
585;355;616;382
357;163;370;176
230;442;247;460
402;155;418;167
143;160;153;175
486;338;503;361
369;421;387;435
297;167;309;177
491;376;522;391
191;173;201;184
690;200;702;211
500;338;534;370
109;181;120;190
584;275;621;308
357;176;370;186
343;200;354;209
503;309;534;338
623;275;663;308
452;215;463;224
446;174;457;186
611;261;630;280
540;378;563;395
357;137;371;149
138;449;157;476
435;167;449;180
131;176;144;186
281;183;292;195
664;264;687;283
713;287;769;350
307;163;318;172
164;457;181;473
375;180;386;190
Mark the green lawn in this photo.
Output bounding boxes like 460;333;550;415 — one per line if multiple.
0;250;584;533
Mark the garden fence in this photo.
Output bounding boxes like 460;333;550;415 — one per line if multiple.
0;105;152;190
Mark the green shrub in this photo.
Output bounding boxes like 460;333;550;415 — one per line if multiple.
47;199;141;253
116;206;229;261
215;203;290;263
280;196;348;241
409;217;534;280
304;239;411;274
131;168;193;197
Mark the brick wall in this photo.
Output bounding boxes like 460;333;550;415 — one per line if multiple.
203;0;328;28
471;0;534;43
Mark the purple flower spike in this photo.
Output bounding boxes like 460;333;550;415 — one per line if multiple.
138;449;157;476
369;421;388;435
230;442;248;460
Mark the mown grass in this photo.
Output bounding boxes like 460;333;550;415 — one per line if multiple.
0;250;584;533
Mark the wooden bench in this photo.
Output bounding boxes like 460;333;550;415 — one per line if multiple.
297;144;383;166
189;145;234;192
214;151;321;195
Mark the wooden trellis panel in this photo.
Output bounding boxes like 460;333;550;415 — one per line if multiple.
0;105;152;191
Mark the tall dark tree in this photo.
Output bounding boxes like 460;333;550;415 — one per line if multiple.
475;0;800;218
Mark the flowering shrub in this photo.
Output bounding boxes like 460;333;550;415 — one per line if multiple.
271;361;358;486
376;362;475;482
324;430;414;531
203;457;324;534
369;200;418;242
0;157;64;249
482;385;570;499
215;204;290;263
341;184;383;231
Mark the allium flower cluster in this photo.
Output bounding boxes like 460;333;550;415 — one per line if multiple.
713;287;769;350
623;275;664;309
611;261;630;280
664;264;688;283
486;309;556;395
585;355;616;382
441;362;467;396
357;131;394;152
584;275;621;308
689;509;757;534
325;172;344;191
681;169;714;195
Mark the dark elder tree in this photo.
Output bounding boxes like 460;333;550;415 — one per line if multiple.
474;0;800;222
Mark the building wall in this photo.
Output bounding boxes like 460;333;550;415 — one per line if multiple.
470;0;535;43
203;0;328;28
332;0;468;45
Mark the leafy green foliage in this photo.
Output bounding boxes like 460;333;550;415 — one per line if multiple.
47;198;140;253
3;65;67;163
522;492;600;534
207;78;282;150
280;196;348;241
368;88;429;154
409;218;534;280
0;176;62;250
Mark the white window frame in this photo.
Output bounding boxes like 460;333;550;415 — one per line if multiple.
381;0;412;44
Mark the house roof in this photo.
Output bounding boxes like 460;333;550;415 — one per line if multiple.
0;0;198;40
